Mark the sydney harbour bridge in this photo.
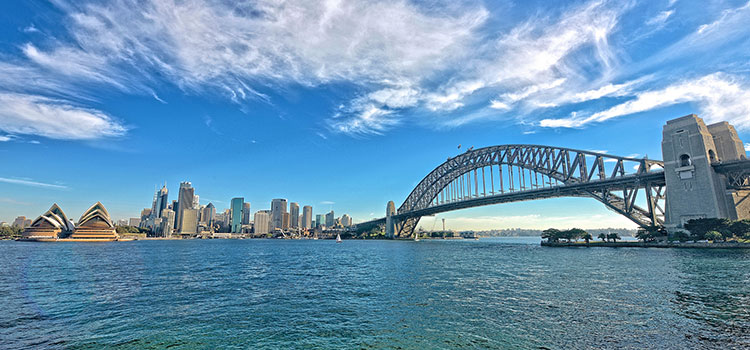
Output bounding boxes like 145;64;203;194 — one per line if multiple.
355;115;750;238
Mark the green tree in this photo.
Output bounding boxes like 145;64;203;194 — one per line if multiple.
730;220;750;238
705;230;723;242
597;233;607;242
581;232;593;244
541;228;561;242
606;233;620;242
564;228;586;242
670;230;690;243
684;218;730;241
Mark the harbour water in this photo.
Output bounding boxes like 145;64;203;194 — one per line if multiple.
1;237;749;349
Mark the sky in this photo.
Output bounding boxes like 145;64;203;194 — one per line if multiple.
1;0;750;230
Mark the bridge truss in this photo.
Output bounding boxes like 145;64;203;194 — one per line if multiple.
392;145;667;237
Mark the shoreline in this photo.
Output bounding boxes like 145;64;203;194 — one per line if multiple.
541;241;750;249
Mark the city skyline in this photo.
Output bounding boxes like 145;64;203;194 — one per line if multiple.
1;1;749;230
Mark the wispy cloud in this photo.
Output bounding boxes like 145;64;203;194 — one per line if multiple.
646;10;674;26
0;93;127;140
0;135;13;142
0;177;68;189
320;201;335;205
539;73;750;129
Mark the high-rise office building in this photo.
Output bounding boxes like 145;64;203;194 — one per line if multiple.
271;198;287;230
175;182;195;231
159;208;175;237
203;203;216;228
179;208;198;234
242;202;251;225
231;197;244;233
289;202;299;229
302;206;312;229
341;214;352;227
282;212;290;230
193;194;200;209
12;216;28;228
315;214;324;228
254;210;270;235
150;184;169;219
325;210;335;227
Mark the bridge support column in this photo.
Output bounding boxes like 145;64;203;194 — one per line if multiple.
661;115;747;230
385;201;396;238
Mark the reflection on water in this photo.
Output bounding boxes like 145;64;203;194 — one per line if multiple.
1;238;748;349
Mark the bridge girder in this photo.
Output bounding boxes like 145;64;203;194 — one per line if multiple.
394;145;666;237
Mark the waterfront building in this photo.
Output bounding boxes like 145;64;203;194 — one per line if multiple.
150;184;169;219
128;218;141;227
254;210;270;235
231;197;244;233
159;208;175;237
271;198;287;230
202;203;216;228
302;206;312;229
325;211;335;227
69;202;118;240
12;216;29;228
289;202;299;229
242;202;251;225
22;204;75;239
175;182;195;231
282;212;290;230
341;214;352;227
179;208;198;234
316;214;324;228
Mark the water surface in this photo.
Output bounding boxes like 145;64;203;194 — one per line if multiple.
1;238;749;349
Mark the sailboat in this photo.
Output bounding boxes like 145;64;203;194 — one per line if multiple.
336;233;342;243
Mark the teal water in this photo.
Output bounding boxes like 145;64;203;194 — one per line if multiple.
1;238;749;349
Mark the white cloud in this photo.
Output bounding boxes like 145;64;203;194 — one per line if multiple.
647;10;674;26
745;143;750;151
0;177;68;189
0;135;12;142
40;0;487;100
0;93;127;140
540;73;750;129
328;105;399;135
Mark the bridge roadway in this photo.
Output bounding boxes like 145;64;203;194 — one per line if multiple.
355;159;750;231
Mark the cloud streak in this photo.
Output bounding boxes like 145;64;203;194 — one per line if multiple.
539;73;750;129
0;177;68;189
0;93;127;140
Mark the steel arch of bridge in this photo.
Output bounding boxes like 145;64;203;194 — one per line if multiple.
393;145;667;237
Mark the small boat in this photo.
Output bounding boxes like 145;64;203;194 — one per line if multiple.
414;234;420;242
336;234;342;243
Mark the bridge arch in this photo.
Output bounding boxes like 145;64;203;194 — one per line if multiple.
393;145;666;237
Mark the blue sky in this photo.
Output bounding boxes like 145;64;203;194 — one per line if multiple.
1;0;750;230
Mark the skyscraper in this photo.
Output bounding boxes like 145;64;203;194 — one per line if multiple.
242;202;251;225
175;182;195;232
302;205;312;229
289;202;299;229
159;208;175;237
254;210;270;235
325;210;335;227
150;184;168;219
270;198;287;230
315;214;323;228
231;197;244;233
282;212;290;230
341;214;352;227
203;203;216;228
179;208;198;234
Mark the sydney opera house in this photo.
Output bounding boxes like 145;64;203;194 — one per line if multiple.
22;202;119;241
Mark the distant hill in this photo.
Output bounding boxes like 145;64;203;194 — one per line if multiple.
460;227;637;237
